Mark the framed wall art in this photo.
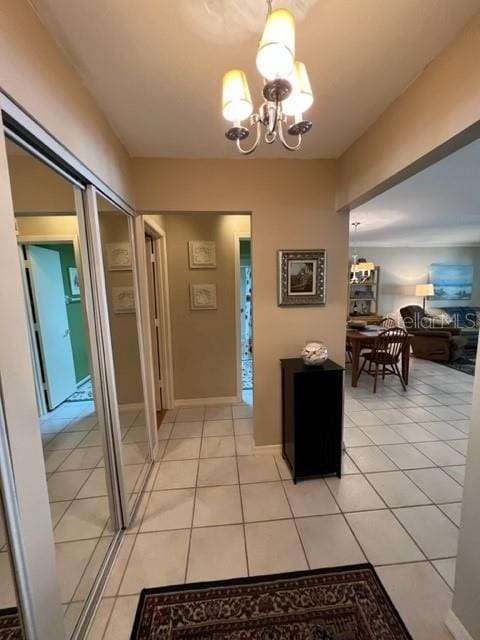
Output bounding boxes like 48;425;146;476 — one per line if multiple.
278;249;326;306
188;241;216;269
190;284;217;310
112;286;136;314
429;263;473;300
68;267;81;298
106;242;132;270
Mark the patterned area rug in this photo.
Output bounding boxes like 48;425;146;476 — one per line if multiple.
66;380;94;402
0;608;23;640
442;349;476;376
130;565;412;639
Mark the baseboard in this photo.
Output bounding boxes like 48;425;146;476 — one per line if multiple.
446;610;474;640
254;444;282;456
76;374;91;387
174;395;240;407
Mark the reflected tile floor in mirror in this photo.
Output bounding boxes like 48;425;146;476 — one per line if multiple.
40;397;148;636
87;358;470;640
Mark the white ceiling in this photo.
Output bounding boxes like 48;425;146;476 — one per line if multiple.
350;138;480;247
30;0;480;159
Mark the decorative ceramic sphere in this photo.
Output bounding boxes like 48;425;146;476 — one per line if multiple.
301;341;328;366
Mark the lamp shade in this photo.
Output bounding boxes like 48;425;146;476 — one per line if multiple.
282;61;314;116
256;8;295;81
222;69;253;123
352;261;375;272
416;283;434;297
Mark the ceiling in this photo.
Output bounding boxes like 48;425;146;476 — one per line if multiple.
30;0;480;159
350;138;480;247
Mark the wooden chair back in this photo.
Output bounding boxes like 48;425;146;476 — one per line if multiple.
373;328;408;363
380;317;396;329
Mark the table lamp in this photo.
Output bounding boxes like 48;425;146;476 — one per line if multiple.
415;283;434;311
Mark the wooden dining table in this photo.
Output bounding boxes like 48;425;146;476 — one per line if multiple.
346;328;412;388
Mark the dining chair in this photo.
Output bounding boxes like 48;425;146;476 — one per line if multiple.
359;328;409;393
345;340;353;363
380;317;397;328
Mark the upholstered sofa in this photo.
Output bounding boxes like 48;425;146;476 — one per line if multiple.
399;305;467;362
428;306;479;350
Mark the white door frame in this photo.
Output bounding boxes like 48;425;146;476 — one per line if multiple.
234;231;252;401
17;234;85;415
141;217;175;409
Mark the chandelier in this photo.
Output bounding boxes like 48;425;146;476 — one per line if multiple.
222;0;314;155
350;222;375;284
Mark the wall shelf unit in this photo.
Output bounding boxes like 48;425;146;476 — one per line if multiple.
348;265;381;323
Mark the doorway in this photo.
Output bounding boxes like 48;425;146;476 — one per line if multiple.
145;233;163;415
19;240;91;415
143;219;174;415
239;238;253;404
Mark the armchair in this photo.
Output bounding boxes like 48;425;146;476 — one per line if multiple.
400;305;467;362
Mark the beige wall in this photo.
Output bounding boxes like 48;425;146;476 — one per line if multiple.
0;0;134;204
7;153;76;213
133;158;348;446
162;212;250;401
354;246;480;316
16;215;78;237
336;13;480;211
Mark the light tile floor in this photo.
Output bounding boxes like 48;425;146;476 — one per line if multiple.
0;397;150;636
87;358;474;640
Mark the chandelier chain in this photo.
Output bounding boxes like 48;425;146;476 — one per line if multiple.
266;0;273;16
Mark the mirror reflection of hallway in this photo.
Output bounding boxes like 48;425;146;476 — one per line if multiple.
96;194;151;515
6;139;118;637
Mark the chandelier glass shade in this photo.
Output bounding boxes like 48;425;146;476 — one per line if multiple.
222;3;314;154
222;70;253;122
256;8;295;80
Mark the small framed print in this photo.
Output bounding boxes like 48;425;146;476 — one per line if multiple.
68;267;81;298
112;286;136;314
190;284;217;310
278;250;326;306
188;241;216;269
106;242;132;270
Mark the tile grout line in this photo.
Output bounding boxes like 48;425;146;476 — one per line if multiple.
275;457;310;571
234;432;251;577
182;416;202;585
322;472;371;566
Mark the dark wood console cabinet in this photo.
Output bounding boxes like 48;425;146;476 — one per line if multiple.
281;358;344;483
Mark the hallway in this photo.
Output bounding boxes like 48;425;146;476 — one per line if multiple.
85;357;470;640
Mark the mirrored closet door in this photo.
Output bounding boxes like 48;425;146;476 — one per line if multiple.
5;138;121;638
0;490;24;639
93;193;151;518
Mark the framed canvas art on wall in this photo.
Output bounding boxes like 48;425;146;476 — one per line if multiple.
429;264;473;300
278;250;327;306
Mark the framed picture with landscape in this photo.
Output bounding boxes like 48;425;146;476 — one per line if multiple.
429;263;473;300
278;249;326;306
